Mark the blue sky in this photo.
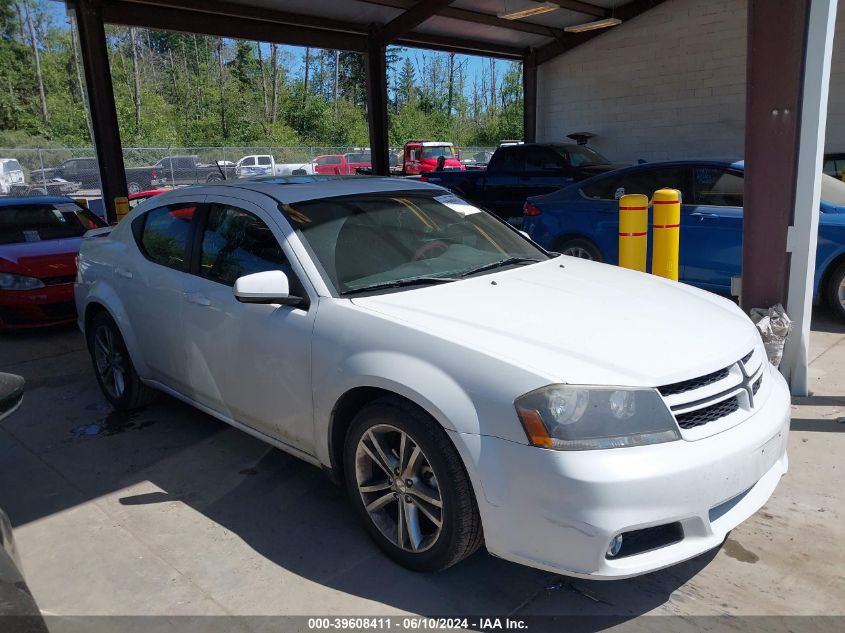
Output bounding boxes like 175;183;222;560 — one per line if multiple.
47;1;508;99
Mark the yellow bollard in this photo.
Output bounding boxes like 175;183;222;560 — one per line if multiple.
652;188;681;281
618;193;648;272
114;196;130;222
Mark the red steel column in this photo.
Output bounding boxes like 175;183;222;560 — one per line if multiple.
741;0;810;311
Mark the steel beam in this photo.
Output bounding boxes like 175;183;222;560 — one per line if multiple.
360;0;567;37
102;1;368;51
534;0;667;65
523;53;537;143
741;0;809;314
379;0;455;45
365;37;390;176
74;0;127;223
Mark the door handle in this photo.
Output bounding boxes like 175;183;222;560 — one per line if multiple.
690;212;719;219
184;292;212;307
114;266;133;279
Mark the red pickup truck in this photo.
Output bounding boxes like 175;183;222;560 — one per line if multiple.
312;152;371;175
402;141;465;175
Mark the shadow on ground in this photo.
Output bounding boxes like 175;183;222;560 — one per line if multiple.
0;326;725;620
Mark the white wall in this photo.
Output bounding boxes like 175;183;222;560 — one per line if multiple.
537;0;845;163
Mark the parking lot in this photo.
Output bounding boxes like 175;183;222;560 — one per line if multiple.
1;310;843;623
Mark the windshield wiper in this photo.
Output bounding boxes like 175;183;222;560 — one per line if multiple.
341;276;458;296
459;257;542;278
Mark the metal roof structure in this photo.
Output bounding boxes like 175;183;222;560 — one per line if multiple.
91;0;665;62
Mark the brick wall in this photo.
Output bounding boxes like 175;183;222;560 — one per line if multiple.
537;0;845;163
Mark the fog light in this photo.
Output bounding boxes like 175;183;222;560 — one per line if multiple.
607;534;623;557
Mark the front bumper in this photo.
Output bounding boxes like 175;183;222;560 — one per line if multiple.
458;366;790;579
0;284;77;329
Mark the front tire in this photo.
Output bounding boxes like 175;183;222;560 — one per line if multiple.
557;237;603;261
824;261;845;321
127;181;142;195
88;312;155;410
343;397;483;572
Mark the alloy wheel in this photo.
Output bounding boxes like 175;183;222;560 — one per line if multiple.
562;246;594;260
93;325;126;399
839;276;845;311
354;424;443;553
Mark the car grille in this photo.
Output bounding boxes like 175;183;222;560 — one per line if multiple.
675;396;740;429
660;348;765;434
658;366;731;396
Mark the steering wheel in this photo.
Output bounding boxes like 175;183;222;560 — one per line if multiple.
412;240;450;261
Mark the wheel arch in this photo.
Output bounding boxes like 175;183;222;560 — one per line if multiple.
322;358;481;483
818;248;845;302
554;233;604;259
80;284;150;378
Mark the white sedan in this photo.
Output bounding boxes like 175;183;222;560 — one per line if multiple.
75;177;790;578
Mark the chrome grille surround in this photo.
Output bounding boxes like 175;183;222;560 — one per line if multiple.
658;345;767;437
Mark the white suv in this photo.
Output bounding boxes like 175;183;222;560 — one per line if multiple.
0;158;24;195
75;178;789;578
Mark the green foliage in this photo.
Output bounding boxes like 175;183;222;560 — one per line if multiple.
0;2;522;151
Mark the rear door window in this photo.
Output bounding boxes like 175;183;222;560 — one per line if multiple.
614;167;689;201
524;147;566;171
490;147;525;172
257;156;272;166
136;204;198;270
693;167;743;207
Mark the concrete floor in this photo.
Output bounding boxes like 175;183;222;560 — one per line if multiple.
0;310;843;624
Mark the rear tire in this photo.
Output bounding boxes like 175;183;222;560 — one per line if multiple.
343;397;483;572
557;237;603;262
88;312;155;411
824;261;845;321
127;181;142;195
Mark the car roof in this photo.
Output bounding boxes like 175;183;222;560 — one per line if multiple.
141;176;443;205
0;195;74;207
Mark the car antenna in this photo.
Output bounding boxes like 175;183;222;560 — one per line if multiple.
215;160;226;180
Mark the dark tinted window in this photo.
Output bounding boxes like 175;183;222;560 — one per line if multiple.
615;167;688;201
491;147;525;172
580;174;621;200
138;204;197;270
257;156;272;165
525;147;566;171
0;202;106;245
693;167;743;207
199;204;291;286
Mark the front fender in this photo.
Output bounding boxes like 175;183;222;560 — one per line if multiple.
312;350;481;467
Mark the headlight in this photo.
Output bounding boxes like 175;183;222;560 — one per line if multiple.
515;384;680;450
0;272;45;290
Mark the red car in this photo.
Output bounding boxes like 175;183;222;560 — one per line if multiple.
0;196;106;329
128;188;169;208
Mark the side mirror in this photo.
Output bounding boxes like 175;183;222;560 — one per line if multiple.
0;373;25;423
233;270;302;306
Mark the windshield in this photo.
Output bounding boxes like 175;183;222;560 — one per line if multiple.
286;192;548;295
557;146;610;167
0;202;106;245
421;146;456;160
821;173;845;206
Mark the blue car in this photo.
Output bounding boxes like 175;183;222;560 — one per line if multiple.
522;160;845;320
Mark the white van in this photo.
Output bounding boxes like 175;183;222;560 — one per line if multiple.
0;159;25;195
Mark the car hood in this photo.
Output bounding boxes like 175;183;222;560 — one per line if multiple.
0;238;81;277
350;258;759;387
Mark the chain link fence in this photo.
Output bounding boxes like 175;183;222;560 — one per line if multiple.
0;146;497;198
